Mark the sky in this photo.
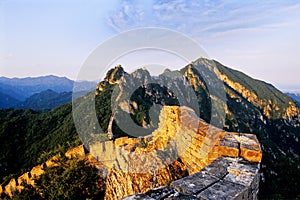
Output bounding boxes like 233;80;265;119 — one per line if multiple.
0;0;300;91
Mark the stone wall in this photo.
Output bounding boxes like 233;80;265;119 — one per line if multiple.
123;157;260;200
89;106;262;199
0;106;262;199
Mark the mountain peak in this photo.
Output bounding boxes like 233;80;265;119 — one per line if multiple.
104;65;125;84
95;65;126;94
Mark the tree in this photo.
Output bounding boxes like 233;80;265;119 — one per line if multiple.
36;156;105;200
10;156;105;200
13;183;42;200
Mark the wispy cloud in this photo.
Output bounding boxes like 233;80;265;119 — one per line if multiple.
107;0;300;37
107;0;147;32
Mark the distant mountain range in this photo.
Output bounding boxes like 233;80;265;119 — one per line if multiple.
286;92;300;102
0;75;96;110
0;91;20;108
17;89;72;110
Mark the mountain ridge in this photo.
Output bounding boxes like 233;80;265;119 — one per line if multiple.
0;75;96;109
16;89;72;111
93;59;300;198
0;58;299;198
286;92;300;102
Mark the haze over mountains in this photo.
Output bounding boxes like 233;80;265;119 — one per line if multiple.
286;92;300;102
0;75;96;110
1;74;298;111
0;58;299;199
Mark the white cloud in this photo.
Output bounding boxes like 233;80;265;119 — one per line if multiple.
107;1;300;36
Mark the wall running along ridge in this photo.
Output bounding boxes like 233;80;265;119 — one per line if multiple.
0;106;262;200
90;106;262;199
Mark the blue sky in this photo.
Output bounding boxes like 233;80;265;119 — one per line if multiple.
1;0;300;91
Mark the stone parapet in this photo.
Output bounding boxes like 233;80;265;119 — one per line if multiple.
122;157;260;200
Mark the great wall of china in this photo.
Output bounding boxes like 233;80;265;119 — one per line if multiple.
0;106;262;199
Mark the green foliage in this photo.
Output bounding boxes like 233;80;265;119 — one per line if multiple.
0;82;111;184
95;85;113;133
213;59;295;119
11;157;105;200
129;83;180;127
0;104;81;184
13;183;42;200
259;155;300;199
224;88;300;198
17;89;72;111
37;157;104;200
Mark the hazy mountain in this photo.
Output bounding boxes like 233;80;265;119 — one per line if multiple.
0;91;20;108
0;75;96;109
0;75;73;101
0;83;29;102
17;89;72;111
0;58;299;198
15;89;91;111
286;92;300;102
